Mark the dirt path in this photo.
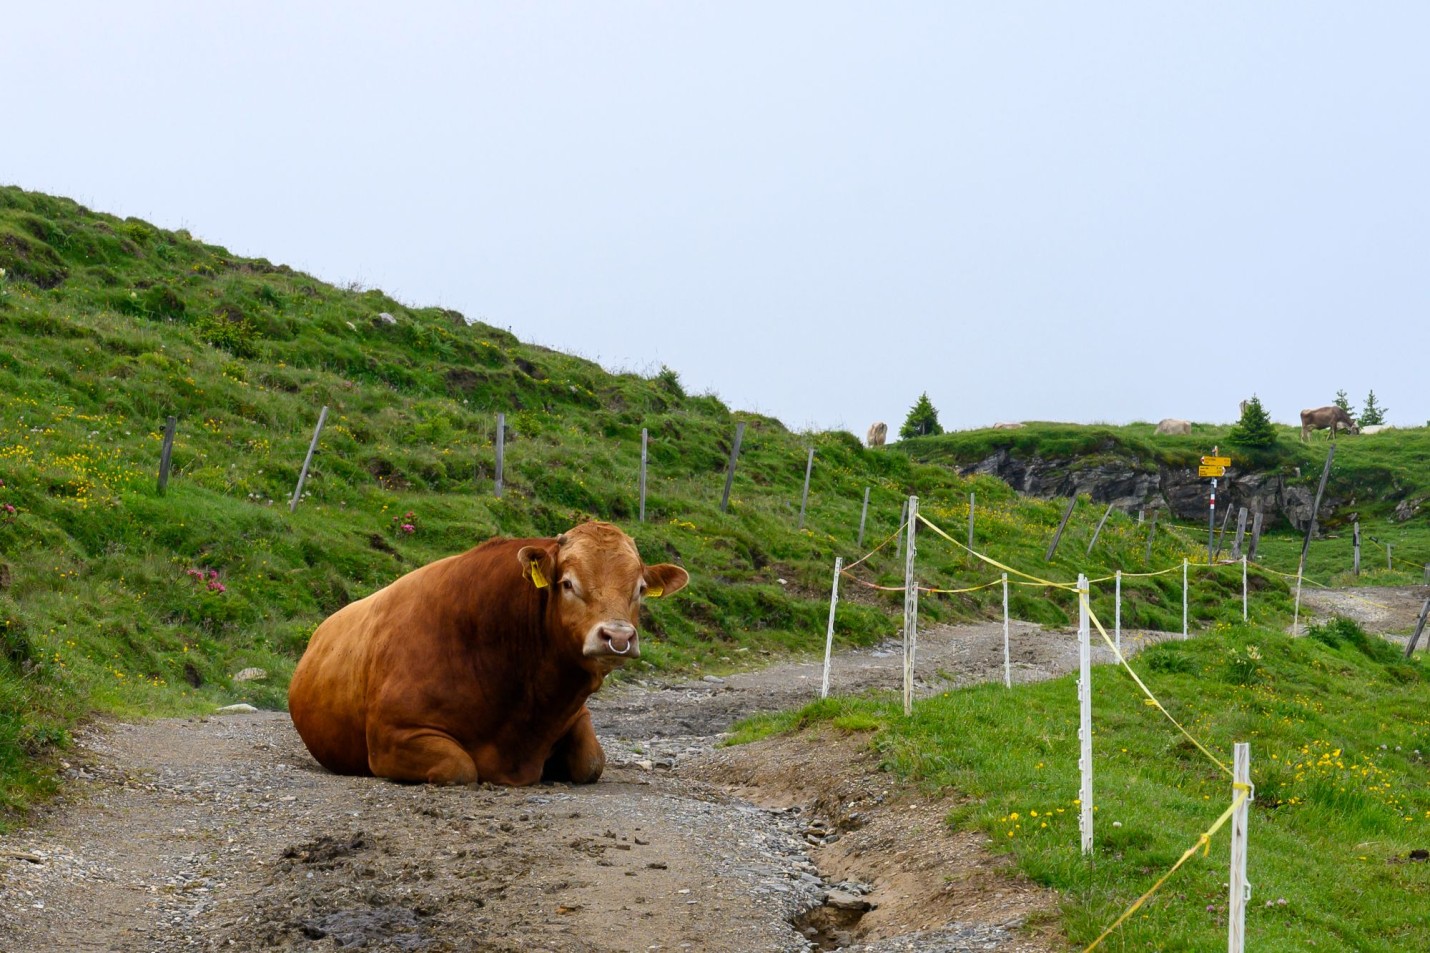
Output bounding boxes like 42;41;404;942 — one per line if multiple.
2;588;1423;952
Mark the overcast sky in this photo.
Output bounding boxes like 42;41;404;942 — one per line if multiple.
4;3;1426;436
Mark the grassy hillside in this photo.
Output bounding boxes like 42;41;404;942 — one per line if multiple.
900;421;1430;587
1;186;1280;821
735;617;1430;951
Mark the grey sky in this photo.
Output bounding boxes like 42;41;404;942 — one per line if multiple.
5;3;1425;435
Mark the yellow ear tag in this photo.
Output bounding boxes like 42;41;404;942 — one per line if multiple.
645;585;663;598
528;560;549;589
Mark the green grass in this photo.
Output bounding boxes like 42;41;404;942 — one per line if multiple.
0;185;1257;823
734;618;1430;951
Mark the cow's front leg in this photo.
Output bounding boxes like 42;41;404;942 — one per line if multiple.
542;707;605;784
368;727;478;785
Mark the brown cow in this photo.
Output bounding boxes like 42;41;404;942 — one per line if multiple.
1299;406;1359;441
288;521;689;786
866;422;887;447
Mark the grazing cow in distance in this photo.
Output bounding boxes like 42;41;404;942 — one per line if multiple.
1300;406;1359;441
1155;418;1192;436
867;421;888;447
288;521;689;786
992;422;1024;430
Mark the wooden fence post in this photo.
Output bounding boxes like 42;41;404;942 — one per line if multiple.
1231;507;1248;560
1248;508;1264;561
494;413;505;499
820;557;842;698
289;406;328;512
719;422;744;514
856;487;871;550
1353;520;1360;576
1213;505;1233;559
797;446;814;530
1144;511;1159;565
1404;598;1430;658
1294;446;1336;634
1086;502;1114;555
638;428;648;522
1046;496;1077;562
157;416;177;494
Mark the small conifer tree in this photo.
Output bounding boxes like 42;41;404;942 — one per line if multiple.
899;392;944;439
1359;390;1387;426
1228;395;1277;448
1334;389;1354;416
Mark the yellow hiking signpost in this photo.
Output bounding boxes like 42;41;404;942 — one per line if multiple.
1201;449;1232;560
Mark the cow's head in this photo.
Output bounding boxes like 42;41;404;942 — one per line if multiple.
517;522;688;668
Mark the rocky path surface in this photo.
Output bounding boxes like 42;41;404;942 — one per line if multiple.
2;587;1423;952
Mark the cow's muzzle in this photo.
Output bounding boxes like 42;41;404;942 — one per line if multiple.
586;621;639;659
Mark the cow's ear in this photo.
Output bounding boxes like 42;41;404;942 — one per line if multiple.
642;563;689;598
517;545;556;590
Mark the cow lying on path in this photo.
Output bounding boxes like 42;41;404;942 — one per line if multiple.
288;521;689;786
1300;406;1359;441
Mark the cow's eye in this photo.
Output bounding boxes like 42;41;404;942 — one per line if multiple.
561;579;575;592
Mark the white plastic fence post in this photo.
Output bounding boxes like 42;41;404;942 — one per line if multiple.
1002;572;1011;689
1182;558;1189;639
494;412;505;499
1114;569;1122;655
1242;555;1248;622
1228;742;1252;953
902;496;919;717
820;557;842;699
1078;573;1094;856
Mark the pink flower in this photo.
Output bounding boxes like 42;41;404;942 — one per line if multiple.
401;523;415;534
2;503;14;515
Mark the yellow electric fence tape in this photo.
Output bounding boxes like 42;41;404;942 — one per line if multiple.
916;514;1078;591
842;521;908;574
1086;603;1231;777
1082;785;1252;952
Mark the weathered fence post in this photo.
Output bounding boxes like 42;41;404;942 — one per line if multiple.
1404;598;1430;658
289;406;328;512
820;557;842;698
1387;543;1393;571
719;422;744;514
1248;508;1264;561
902;496;919;717
1228;742;1252;953
1353;520;1361;576
1144;511;1159;565
968;492;976;552
797;447;815;530
1077;573;1094;856
856;487;871;550
1294;446;1336;635
1231;507;1248;560
1086;502;1114;556
157;415;177;494
1213;505;1233;560
1242;554;1249;622
638;428;648;522
494;413;505;499
1046;496;1078;562
1002;572;1011;689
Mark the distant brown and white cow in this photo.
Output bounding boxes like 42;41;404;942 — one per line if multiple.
1155;418;1192;436
1300;406;1359;441
288;521;689;786
866;422;888;447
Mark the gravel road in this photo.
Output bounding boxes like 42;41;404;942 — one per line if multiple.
2;585;1423;952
